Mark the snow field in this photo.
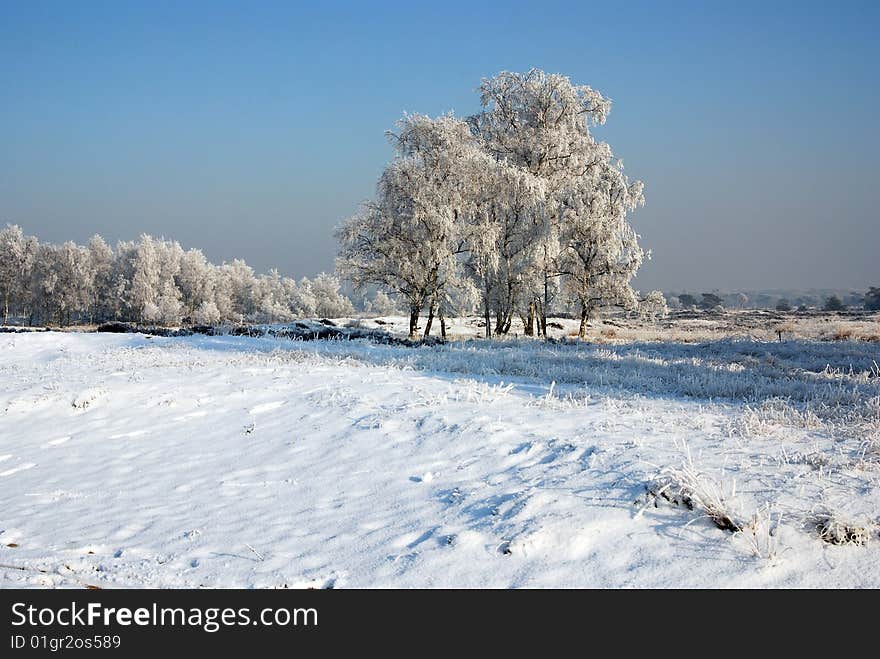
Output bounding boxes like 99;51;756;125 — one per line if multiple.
1;331;878;587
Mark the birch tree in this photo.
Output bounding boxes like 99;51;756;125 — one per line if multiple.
0;224;35;324
87;235;114;323
471;69;647;336
337;114;481;337
0;226;347;327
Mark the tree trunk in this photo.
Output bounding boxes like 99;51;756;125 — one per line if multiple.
440;311;446;340
2;291;8;326
578;304;589;339
524;301;535;336
542;272;551;339
423;300;435;338
543;276;549;319
483;301;491;339
409;305;420;339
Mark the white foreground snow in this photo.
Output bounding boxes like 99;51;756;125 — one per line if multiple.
1;331;878;588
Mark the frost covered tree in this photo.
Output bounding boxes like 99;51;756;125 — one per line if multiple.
461;161;546;337
364;290;399;316
176;248;214;322
54;241;92;325
0;224;35;324
337;115;483;337
338;201;431;337
289;277;317;318
193;300;222;325
144;279;183;326
310;273;354;318
219;259;256;322
639;290;669;320
471;69;650;338
128;235;161;322
28;243;61;324
252;269;292;323
87;235;115;323
557;169;646;337
0;226;352;327
339;69;661;340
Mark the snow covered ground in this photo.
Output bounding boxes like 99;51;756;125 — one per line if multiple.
1;330;879;588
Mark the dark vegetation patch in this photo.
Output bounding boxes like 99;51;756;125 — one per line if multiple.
0;326;50;333
812;513;873;546
95;321;444;346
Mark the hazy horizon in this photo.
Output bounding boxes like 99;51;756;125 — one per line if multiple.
2;1;877;291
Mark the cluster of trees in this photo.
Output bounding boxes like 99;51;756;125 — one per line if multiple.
0;224;353;327
337;69;665;339
676;293;725;311
865;287;880;311
670;291;752;310
822;295;846;312
819;293;878;312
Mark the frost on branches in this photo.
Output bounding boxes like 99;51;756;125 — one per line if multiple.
337;69;663;339
0;225;353;327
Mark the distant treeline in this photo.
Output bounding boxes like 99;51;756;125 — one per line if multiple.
667;289;879;312
0;224;354;327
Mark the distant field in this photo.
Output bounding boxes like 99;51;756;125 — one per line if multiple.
345;309;880;343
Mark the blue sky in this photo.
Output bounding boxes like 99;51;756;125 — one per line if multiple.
1;0;877;290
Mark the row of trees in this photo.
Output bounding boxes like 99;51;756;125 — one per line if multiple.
672;290;876;311
673;290;879;312
0;224;353;327
337;69;665;339
818;291;880;312
775;296;841;312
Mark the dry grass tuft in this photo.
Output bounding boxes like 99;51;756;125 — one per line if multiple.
811;511;873;546
646;452;743;533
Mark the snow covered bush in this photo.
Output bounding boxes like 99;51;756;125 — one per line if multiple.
639;290;669;320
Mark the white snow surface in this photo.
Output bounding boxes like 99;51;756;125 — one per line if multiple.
1;331;878;588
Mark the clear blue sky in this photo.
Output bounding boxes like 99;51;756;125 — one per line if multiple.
1;0;877;290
